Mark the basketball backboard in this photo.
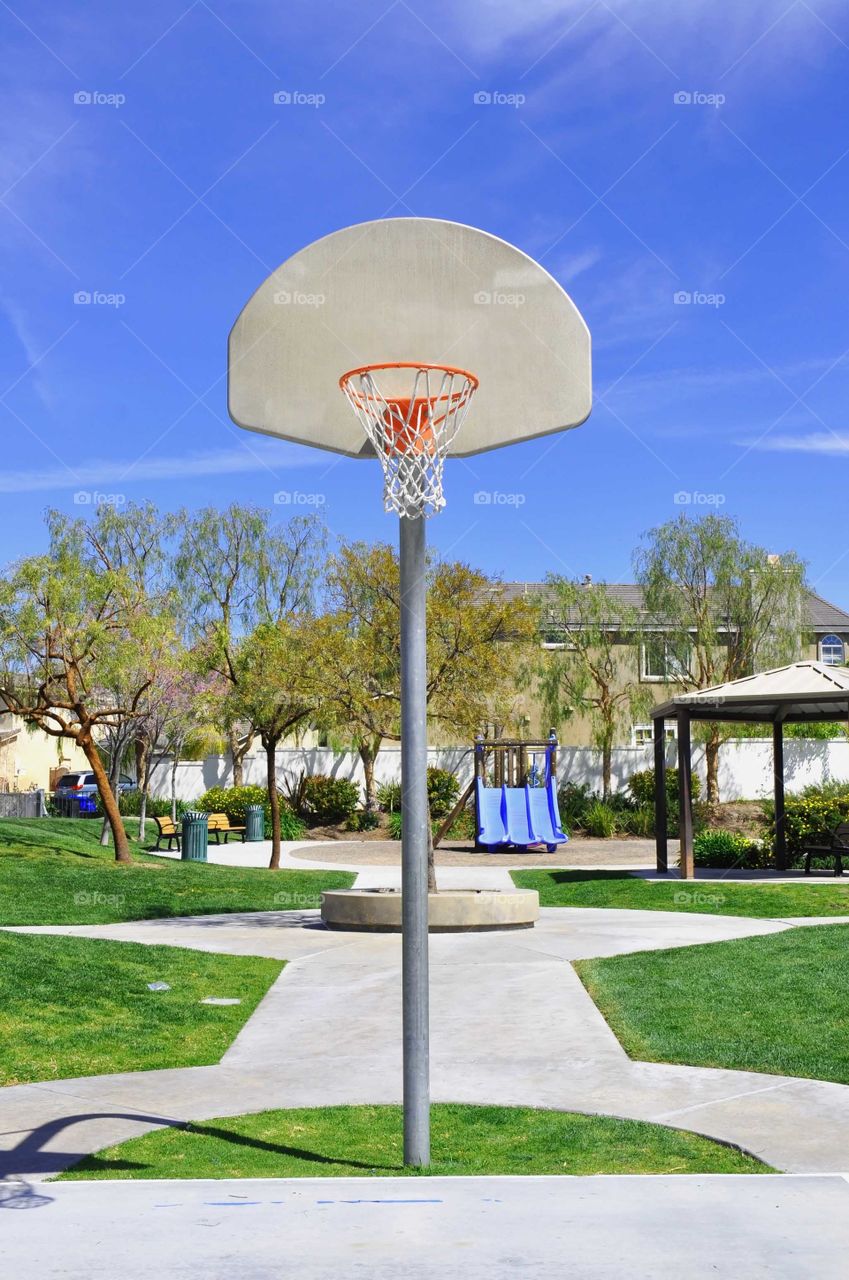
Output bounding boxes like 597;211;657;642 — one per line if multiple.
228;217;591;459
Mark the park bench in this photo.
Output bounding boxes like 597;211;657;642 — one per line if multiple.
153;816;182;852
207;812;247;844
803;822;849;876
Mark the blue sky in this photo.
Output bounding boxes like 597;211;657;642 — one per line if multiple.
2;1;849;600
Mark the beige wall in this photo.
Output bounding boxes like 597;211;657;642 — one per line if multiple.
0;710;90;791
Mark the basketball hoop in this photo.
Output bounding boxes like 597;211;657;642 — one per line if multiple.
340;362;478;518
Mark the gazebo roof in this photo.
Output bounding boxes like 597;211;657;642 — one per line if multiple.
651;661;849;724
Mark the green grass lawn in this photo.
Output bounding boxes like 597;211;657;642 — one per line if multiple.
576;924;849;1085
512;868;849;918
0;930;282;1085
0;818;354;924
57;1103;769;1180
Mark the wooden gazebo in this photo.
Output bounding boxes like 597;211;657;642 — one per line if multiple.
651;661;849;878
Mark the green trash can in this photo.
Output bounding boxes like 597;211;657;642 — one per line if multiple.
245;804;265;842
181;811;208;862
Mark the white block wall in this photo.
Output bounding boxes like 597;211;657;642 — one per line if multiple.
148;739;849;804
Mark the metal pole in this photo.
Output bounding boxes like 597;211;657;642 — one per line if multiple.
399;513;430;1166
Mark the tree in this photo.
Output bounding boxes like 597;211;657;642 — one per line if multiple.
175;505;325;784
634;512;805;802
0;511;162;862
535;577;649;800
228;619;328;868
322;543;536;887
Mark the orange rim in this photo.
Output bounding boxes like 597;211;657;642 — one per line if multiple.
339;361;479;391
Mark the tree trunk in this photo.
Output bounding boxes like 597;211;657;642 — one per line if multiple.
136;739;149;842
100;740;123;846
266;736;282;870
171;756;179;822
426;808;437;893
359;737;381;810
83;737;131;863
229;726;253;787
705;725;721;804
601;732;613;802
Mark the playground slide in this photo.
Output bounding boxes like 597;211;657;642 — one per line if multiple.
476;778;508;846
476;778;569;848
504;785;535;846
527;785;568;848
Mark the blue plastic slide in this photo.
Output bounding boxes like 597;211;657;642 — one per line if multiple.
476;777;569;850
526;785;567;848
476;778;508;846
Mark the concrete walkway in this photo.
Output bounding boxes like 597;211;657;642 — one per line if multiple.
5;891;849;1178
4;1174;849;1279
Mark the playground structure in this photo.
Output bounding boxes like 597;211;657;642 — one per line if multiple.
473;732;568;852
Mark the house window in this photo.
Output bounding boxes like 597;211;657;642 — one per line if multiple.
632;723;677;747
819;634;845;666
640;637;690;682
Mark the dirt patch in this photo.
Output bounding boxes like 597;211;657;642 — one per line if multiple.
704;802;765;838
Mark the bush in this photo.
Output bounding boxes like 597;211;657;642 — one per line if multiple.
376;780;402;812
387;811;403;840
196;784;305;841
346;808;381;832
427;767;460;818
583;800;617;838
298;775;360;826
444;805;476;841
762;781;849;858
693;829;766;869
620;804;654;838
96;791;186;820
557;782;597;831
628;766;702;807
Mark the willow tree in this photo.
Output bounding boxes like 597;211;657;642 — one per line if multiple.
174;505;325;785
536;576;648;800
228;618;329;868
634;512;805;802
322;542;536;808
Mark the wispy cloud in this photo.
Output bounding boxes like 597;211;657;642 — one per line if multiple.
0;442;324;494
738;431;849;456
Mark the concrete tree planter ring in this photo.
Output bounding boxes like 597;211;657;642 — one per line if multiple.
320;888;540;933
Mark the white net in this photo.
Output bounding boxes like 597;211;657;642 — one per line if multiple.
340;363;478;518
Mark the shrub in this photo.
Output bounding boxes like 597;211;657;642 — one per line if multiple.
444;805;476;841
628;766;701;807
346;808;381;832
387;811;403;840
583;800;617;838
762;781;849;858
298;775;360;826
693;829;766;869
557;782;597;831
195;784;305;841
620;804;654;838
427;767;460;818
376;780;402;812
96;791;185;820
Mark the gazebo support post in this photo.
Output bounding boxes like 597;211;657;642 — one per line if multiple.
653;718;668;873
677;709;694;880
773;719;787;872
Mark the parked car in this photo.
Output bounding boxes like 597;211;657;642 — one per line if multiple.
54;772;137;798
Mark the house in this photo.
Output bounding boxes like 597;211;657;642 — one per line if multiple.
0;699;90;792
502;582;849;748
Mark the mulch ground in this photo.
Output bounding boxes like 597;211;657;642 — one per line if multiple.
289;837;669;869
